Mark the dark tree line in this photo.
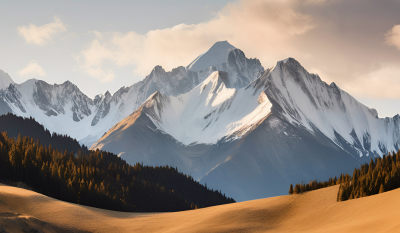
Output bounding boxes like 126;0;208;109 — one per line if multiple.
289;150;400;202
337;151;400;201
0;113;83;153
0;129;234;212
288;177;340;195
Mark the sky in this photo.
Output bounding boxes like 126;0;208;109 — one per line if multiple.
0;0;399;117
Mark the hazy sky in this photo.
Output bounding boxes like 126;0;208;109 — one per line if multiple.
0;0;399;117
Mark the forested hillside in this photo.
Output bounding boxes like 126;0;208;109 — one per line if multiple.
0;113;83;153
0;115;234;212
337;151;400;201
290;151;400;201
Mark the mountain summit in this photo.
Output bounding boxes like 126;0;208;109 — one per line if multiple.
187;41;236;72
187;41;263;88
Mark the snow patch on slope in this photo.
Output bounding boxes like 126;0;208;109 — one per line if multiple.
147;71;272;145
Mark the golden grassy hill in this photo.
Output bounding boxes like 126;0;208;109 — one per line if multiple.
0;183;399;233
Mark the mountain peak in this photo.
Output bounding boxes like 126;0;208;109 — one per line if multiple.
187;41;236;72
57;80;82;93
209;41;236;51
150;65;166;74
272;57;310;81
277;57;301;67
61;80;75;87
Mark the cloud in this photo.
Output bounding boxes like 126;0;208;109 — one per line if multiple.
19;61;46;77
79;0;315;81
18;17;66;45
79;38;116;82
343;65;400;99
386;25;400;50
78;0;400;102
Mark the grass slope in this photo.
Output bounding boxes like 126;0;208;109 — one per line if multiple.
0;183;399;233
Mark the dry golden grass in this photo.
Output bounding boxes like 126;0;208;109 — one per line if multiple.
0;183;399;233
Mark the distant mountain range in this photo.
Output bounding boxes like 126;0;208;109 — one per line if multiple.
0;41;262;146
0;41;399;200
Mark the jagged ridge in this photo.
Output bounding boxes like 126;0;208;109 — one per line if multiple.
0;41;263;146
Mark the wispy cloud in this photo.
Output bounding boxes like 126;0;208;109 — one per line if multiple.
386;25;400;50
18;17;66;45
78;0;315;81
77;0;400;101
344;65;400;99
19;61;46;77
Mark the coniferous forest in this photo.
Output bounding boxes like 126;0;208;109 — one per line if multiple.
0;113;83;153
288;177;339;195
0;114;234;212
289;151;400;202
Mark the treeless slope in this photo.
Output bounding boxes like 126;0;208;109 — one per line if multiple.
0;183;399;233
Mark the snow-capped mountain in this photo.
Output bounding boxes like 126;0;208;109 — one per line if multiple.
137;71;271;145
0;41;263;146
188;41;264;88
92;57;400;201
0;79;104;143
1;40;399;201
188;41;236;72
261;58;400;156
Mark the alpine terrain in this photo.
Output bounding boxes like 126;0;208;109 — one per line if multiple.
0;41;262;146
0;41;399;200
91;43;400;201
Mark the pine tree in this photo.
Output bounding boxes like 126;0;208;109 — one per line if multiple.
293;184;301;194
337;184;343;201
379;183;384;193
289;184;294;195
